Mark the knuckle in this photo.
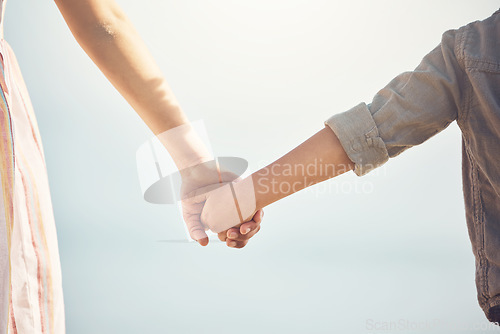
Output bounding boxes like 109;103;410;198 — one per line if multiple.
235;241;248;249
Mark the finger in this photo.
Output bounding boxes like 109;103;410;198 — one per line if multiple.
226;227;241;240
253;209;264;224
239;210;263;235
218;231;227;242
226;239;248;249
215;211;263;243
186;220;209;246
228;225;260;242
197;237;209;247
190;228;208;242
239;220;259;235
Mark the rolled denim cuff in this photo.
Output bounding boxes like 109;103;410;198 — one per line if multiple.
325;102;389;176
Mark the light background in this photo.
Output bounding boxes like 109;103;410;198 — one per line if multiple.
4;1;500;333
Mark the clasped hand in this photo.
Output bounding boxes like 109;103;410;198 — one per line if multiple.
179;162;262;248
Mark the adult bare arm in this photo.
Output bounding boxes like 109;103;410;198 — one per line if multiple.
54;0;262;245
54;0;188;135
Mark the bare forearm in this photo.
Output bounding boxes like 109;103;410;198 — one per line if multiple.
55;0;211;168
56;0;184;133
201;127;354;232
199;128;354;233
250;127;354;209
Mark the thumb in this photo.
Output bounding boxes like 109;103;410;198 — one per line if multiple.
191;229;209;246
184;216;209;246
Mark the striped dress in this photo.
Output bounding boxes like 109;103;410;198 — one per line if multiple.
0;1;66;333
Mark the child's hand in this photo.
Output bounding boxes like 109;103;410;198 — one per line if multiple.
200;177;257;234
218;210;263;249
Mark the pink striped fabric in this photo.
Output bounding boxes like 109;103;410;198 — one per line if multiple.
0;1;66;333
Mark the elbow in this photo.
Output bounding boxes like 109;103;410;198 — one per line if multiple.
61;2;129;45
91;20;119;42
92;6;129;42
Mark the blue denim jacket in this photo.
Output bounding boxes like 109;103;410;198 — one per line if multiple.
325;9;500;323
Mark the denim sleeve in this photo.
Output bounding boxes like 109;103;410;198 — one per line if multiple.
325;29;463;176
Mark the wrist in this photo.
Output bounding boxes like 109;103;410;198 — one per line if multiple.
231;176;258;221
249;168;277;209
179;160;221;195
157;122;212;171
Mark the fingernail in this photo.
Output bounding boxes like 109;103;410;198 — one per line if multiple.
229;241;237;247
244;227;251;234
229;232;238;239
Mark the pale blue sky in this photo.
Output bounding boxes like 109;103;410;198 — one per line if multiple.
4;1;500;333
